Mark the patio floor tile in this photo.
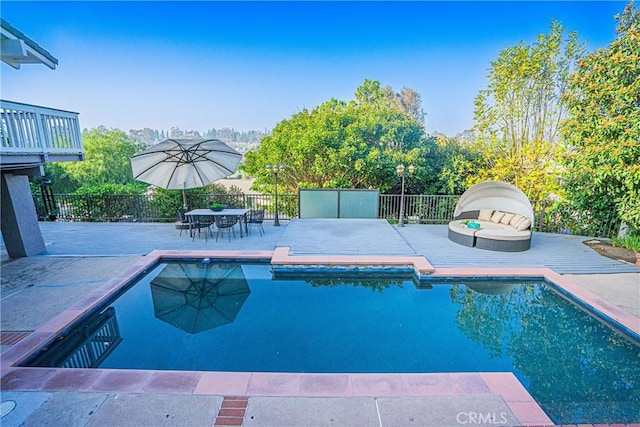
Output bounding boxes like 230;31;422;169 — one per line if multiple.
246;373;300;396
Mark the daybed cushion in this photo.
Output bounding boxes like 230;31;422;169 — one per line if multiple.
475;227;531;241
510;213;524;226
475;220;508;231
500;212;515;225
490;211;506;223
515;217;532;231
449;217;532;241
478;209;494;221
448;220;477;237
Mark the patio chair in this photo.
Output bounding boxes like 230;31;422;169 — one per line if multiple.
214;215;236;242
188;213;213;242
176;208;190;237
247;209;265;237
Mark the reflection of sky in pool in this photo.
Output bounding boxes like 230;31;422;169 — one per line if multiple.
31;262;640;424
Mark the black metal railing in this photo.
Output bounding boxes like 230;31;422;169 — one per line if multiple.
379;194;460;224
32;192;622;239
531;199;622;240
33;193;299;223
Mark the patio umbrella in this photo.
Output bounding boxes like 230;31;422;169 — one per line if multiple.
150;262;251;334
130;138;242;208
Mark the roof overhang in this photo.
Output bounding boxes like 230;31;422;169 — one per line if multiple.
1;18;58;70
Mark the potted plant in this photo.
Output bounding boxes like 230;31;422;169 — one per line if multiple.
209;203;225;212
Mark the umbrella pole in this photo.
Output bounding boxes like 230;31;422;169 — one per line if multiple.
182;189;188;210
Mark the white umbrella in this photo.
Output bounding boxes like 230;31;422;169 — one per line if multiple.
130;139;242;208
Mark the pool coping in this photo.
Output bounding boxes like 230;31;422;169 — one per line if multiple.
2;248;639;426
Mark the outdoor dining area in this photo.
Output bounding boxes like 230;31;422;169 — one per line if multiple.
178;207;265;242
130;138;267;242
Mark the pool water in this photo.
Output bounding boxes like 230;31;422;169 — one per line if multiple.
27;261;640;424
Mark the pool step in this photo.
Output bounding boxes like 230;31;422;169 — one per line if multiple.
271;246;436;282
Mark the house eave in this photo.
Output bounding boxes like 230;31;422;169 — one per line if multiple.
0;19;58;70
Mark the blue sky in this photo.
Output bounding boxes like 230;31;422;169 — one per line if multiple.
1;1;626;136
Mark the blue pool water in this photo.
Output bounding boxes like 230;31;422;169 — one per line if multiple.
27;261;640;424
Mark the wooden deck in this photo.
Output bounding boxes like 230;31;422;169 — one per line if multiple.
277;220;638;275
2;220;638;275
395;224;639;274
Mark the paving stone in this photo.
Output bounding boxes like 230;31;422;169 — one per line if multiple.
21;392;108;427
376;395;519;427
0;391;52;427
243;397;379;427
85;393;222;427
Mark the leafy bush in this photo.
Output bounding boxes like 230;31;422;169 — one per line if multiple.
69;183;149;221
73;183;148;195
612;234;640;253
537;200;621;239
149;183;245;220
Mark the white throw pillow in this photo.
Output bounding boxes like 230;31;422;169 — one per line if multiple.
510;214;524;226
515;217;532;231
478;209;493;221
500;212;515;225
490;211;506;223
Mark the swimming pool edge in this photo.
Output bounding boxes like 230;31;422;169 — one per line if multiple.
3;249;639;427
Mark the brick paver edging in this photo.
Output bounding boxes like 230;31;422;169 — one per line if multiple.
214;396;249;426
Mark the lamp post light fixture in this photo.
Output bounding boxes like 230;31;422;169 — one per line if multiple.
396;164;415;227
266;164;285;226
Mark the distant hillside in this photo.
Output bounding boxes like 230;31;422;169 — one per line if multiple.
128;126;269;153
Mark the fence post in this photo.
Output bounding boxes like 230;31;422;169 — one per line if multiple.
86;194;92;222
536;200;546;232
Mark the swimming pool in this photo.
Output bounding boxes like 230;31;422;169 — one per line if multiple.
23;260;640;424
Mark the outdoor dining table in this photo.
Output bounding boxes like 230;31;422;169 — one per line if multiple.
185;208;249;238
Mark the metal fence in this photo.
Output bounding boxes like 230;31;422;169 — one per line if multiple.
532;199;622;240
32;192;622;239
379;194;459;224
33;193;299;223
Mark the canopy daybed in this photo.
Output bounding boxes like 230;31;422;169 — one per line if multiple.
448;181;534;252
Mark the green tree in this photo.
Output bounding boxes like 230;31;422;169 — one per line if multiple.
561;1;640;229
243;80;428;194
45;128;145;192
432;135;484;195
355;79;425;125
42;162;77;193
471;21;584;201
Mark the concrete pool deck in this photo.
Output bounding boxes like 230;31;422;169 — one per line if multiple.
1;220;639;426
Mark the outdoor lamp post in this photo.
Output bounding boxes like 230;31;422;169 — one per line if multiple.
266;164;285;226
396;164;416;227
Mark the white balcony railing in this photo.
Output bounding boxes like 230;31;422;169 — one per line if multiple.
0;99;83;165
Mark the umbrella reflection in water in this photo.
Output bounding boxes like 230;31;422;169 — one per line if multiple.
466;281;516;295
150;262;250;334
